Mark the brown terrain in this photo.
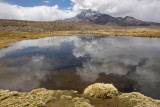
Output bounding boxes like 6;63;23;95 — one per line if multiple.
0;19;108;32
0;19;160;50
0;83;160;107
0;10;160;107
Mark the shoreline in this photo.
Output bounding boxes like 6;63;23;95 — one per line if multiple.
0;83;160;107
0;29;160;106
0;28;160;50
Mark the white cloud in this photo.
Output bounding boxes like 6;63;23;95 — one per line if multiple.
43;0;50;4
0;2;76;21
67;7;72;10
0;0;160;22
71;0;160;22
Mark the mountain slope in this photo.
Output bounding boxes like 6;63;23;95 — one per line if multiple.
60;9;160;26
0;19;110;32
61;9;102;22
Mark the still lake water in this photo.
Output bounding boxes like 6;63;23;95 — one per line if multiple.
0;36;160;99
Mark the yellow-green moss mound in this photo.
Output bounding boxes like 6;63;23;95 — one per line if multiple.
72;97;94;107
0;88;55;107
118;92;160;107
84;83;119;99
1;83;160;107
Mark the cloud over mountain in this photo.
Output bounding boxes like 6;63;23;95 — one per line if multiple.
0;0;160;22
71;0;160;22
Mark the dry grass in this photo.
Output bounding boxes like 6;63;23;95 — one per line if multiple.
0;27;160;50
0;31;72;49
118;92;160;107
99;27;160;38
0;19;160;50
0;19;108;32
1;83;160;107
84;83;119;99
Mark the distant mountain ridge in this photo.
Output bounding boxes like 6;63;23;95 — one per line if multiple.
60;9;160;26
76;9;102;19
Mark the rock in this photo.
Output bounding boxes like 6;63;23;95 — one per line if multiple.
84;83;118;99
29;88;49;95
73;91;78;94
77;102;94;107
61;95;72;100
22;35;27;38
72;97;93;107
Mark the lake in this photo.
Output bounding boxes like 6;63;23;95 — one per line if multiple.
0;36;160;99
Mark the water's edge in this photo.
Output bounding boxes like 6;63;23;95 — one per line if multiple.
0;83;160;107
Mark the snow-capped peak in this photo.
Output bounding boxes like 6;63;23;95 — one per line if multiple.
76;9;102;19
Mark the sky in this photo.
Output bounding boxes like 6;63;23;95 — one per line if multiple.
3;0;72;9
0;0;160;22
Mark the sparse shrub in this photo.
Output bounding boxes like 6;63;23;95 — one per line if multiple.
84;83;119;99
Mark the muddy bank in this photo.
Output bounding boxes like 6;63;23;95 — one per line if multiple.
0;83;160;107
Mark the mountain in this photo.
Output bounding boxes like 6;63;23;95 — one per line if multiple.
60;9;160;26
61;9;102;23
76;9;102;19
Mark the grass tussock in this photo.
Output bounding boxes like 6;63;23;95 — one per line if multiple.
0;88;55;107
0;27;160;50
1;83;160;107
84;83;119;99
118;92;160;107
0;31;72;49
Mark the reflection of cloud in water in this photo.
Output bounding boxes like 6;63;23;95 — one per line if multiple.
73;36;160;98
0;56;49;91
0;36;82;91
0;36;160;98
76;62;128;82
0;36;77;58
134;59;160;97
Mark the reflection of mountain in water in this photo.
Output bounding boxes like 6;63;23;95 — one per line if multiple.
0;36;160;99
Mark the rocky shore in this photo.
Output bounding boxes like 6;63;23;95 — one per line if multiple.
0;83;160;107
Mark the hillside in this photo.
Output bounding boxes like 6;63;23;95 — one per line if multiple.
60;9;160;26
0;19;109;32
0;18;160;50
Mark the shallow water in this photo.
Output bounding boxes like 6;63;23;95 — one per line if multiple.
0;36;160;99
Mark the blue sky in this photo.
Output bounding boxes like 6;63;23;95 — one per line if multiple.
0;0;160;22
4;0;73;9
